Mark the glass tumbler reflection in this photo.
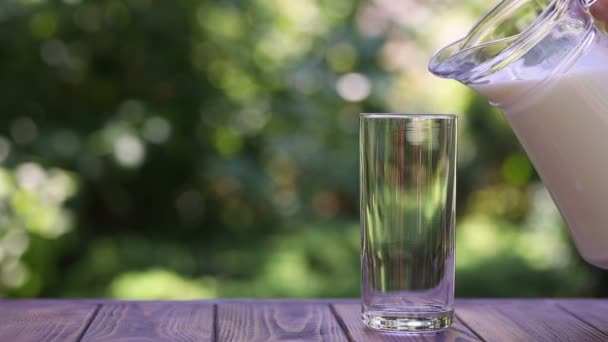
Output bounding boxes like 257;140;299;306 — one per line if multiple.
360;114;457;332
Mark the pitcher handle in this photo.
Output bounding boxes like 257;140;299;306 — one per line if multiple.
585;0;598;8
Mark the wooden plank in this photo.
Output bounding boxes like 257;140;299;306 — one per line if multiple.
332;303;481;341
455;299;607;342
0;300;98;342
556;299;608;336
81;301;213;341
217;302;348;341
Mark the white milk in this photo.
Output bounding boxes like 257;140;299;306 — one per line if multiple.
473;60;608;268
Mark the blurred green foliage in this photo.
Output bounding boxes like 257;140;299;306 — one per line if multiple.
0;0;604;299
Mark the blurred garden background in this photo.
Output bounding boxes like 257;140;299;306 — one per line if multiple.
0;0;604;299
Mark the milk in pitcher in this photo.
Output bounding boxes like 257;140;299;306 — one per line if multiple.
473;45;608;267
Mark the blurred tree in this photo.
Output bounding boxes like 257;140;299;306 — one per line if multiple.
0;0;602;299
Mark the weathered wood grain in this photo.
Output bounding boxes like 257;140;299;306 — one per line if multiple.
331;303;481;341
81;301;213;341
2;299;608;341
217;302;348;341
556;299;608;336
455;299;607;342
0;300;98;342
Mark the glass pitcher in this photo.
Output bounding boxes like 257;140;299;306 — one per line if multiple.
429;0;608;269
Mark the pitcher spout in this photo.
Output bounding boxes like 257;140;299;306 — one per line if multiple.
428;35;519;84
428;0;591;85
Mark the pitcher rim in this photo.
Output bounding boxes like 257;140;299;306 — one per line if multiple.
428;0;572;83
360;113;458;119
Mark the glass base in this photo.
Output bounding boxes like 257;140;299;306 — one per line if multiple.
362;305;453;332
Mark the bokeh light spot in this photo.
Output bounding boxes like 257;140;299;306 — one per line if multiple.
142;116;171;144
2;260;28;288
43;170;78;203
4;230;29;258
268;0;323;34
254;29;312;69
213;127;242;157
234;102;270;136
113;134;145;168
117;99;145;122
326;42;358;73
380;37;423;72
10;117;38;145
197;5;243;39
336;73;371;102
30;11;58;39
16;163;46;191
356;5;388;37
40;39;70;67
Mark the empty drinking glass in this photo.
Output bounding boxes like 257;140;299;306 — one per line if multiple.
360;113;457;332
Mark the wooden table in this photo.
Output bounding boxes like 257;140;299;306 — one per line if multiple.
2;299;607;341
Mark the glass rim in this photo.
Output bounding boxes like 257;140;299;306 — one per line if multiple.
361;113;457;120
